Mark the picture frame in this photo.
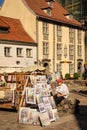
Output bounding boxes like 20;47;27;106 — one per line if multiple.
42;97;50;106
26;87;36;104
36;94;43;104
39;111;51;126
19;107;40;125
48;96;56;109
45;105;55;122
38;103;46;113
19;107;30;124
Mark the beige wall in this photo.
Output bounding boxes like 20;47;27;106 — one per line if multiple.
0;0;85;77
0;0;37;41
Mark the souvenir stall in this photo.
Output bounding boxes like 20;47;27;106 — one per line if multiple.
0;66;46;110
0;66;59;126
18;74;59;126
0;67;26;110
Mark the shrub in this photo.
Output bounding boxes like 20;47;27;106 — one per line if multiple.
65;73;70;79
74;72;80;79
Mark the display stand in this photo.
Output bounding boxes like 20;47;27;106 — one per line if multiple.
18;74;59;126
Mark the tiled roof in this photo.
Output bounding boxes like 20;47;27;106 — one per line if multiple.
0;16;35;43
25;0;81;27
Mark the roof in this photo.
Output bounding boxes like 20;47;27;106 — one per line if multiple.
25;0;81;27
0;16;35;43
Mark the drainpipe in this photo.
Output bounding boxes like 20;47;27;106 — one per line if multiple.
53;24;55;72
36;16;39;64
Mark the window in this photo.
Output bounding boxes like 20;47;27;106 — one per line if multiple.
57;25;62;42
56;63;62;72
57;43;62;60
46;8;51;15
77;45;82;57
78;30;82;44
26;48;32;58
69;44;74;60
43;22;49;40
43;42;49;58
69;63;74;74
4;47;11;57
16;48;23;57
0;27;9;34
69;28;74;43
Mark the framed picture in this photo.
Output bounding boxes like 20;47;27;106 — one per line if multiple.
41;88;49;97
38;103;46;113
37;75;47;82
45;105;55;122
39;111;51;126
19;107;39;125
36;94;43;104
42;97;50;106
19;107;30;124
48;96;56;109
26;87;36;104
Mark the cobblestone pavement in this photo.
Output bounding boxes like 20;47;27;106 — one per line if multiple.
0;82;87;130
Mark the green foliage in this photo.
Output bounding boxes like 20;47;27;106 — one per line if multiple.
65;73;70;79
73;72;80;79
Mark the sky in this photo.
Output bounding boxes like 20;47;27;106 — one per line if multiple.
0;0;4;6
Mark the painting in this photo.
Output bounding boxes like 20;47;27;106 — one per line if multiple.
26;87;36;104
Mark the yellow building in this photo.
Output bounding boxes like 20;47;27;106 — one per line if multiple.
0;0;85;78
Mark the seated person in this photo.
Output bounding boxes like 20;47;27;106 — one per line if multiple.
53;79;69;106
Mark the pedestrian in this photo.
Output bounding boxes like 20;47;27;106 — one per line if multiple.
53;79;69;106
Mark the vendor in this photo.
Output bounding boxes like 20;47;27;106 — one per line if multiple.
53;79;69;106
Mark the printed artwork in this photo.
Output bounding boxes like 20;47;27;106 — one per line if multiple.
38;103;46;113
39;111;51;126
19;107;39;125
42;97;50;106
19;107;30;124
26;87;36;104
45;105;55;122
48;96;56;109
36;94;43;104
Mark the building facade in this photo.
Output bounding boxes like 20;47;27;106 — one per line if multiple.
0;0;85;78
0;16;37;68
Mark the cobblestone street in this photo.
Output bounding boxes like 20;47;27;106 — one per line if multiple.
0;81;87;130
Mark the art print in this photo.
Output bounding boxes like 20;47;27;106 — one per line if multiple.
39;111;51;126
26;87;36;104
42;97;50;106
19;107;30;124
48;96;56;108
45;105;55;122
38;103;46;113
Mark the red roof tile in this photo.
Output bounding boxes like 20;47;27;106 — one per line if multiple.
25;0;81;27
0;16;35;43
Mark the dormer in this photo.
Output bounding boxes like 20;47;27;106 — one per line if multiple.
42;6;52;16
45;0;55;8
0;19;10;34
0;26;10;33
64;13;73;20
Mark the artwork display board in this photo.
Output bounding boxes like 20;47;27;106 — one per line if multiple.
18;74;59;127
0;71;60;127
